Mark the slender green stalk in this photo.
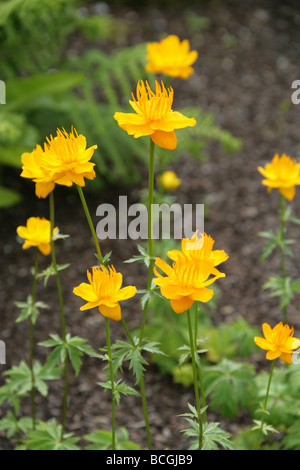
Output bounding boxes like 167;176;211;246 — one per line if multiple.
187;309;203;450
136;138;156;450
75;150;154;449
279;194;288;324
29;248;39;430
139;374;152;450
49;191;68;439
76;185;103;264
139;139;155;347
194;302;207;423
105;318;116;450
121;316;152;450
254;360;276;450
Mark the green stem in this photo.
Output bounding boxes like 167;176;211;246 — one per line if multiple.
49;191;68;439
194;302;207;423
76;185;103;264
105;318;116;450
254;360;276;450
187;309;203;450
139;139;155;347
139;374;152;450
29;248;39;430
279;194;288;324
136;138;155;450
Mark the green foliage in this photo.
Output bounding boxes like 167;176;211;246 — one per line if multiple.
39;333;99;376
259;230;294;262
204;317;260;363
110;336;164;384
84;427;140;450
253;366;300;429
262;275;300;310
181;414;234;450
0;413;32;440
15;296;49;324
204;359;257;417
97;379;140;406
4;360;62;397
22;419;80;450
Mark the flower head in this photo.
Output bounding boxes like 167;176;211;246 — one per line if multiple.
254;322;300;364
21;128;97;198
257;153;300;201
153;233;227;314
73;265;137;321
114;80;196;150
157;170;181;191
17;217;58;255
146;35;198;79
168;231;229;270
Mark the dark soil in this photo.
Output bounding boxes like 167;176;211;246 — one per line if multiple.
1;0;300;450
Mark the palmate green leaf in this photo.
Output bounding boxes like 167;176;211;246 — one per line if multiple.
124;245;154;268
111;339;147;384
182;420;234;450
4;360;62;397
40;333;100;376
111;337;164;384
0;381;22;412
15;295;49;324
204;359;256;417
97;379;139;406
262;275;294;309
251;420;279;436
0;412;32;439
84;427;141;451
23;419;80;450
38;262;70;287
283;420;300;450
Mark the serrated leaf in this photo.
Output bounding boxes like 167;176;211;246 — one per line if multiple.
84;427;140;450
204;359;256;417
97;379;139;405
23;419;80;450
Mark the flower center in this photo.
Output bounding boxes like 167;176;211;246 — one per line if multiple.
132;81;173;121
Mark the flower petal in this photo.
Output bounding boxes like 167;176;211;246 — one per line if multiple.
170;296;194;314
99;303;121;321
151;130;177;150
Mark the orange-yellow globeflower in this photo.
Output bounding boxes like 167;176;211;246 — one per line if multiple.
73;265;137;321
257;153;300;201
146;35;198;80
254;322;300;364
21;128;97;198
167;231;229;268
17;217;58;256
114;80;196;151
153;233;227;314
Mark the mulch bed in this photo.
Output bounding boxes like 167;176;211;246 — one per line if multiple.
1;0;300;450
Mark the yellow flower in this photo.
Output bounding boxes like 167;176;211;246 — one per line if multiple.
73;265;137;321
21;128;97;198
16;217;58;255
157;170;181;191
167;232;229;270
114;80;196;150
146;35;198;79
257;153;300;201
20;145;56;199
254;322;300;364
153;234;226;315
